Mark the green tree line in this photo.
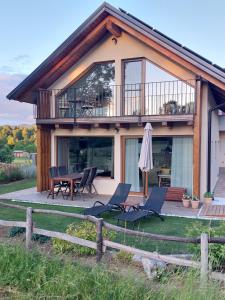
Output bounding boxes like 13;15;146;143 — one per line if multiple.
0;125;36;163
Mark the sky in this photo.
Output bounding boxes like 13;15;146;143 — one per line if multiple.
0;0;225;125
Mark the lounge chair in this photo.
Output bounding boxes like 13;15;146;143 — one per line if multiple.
83;183;131;217
117;187;167;226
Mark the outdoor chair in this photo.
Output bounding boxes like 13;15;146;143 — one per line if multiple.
71;168;91;199
83;183;131;217
86;166;98;194
47;166;60;198
58;165;68;176
117;187;167;227
58;165;70;194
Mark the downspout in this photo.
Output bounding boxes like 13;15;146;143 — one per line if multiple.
207;102;225;192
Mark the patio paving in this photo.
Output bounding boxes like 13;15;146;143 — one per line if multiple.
0;187;204;218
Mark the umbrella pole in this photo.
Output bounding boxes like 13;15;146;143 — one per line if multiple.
143;172;148;198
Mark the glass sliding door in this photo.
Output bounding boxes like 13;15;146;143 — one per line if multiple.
124;136;193;195
123;60;143;116
124;138;143;192
171;137;193;194
148;137;172;189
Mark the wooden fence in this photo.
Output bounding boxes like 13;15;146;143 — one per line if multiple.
0;201;225;283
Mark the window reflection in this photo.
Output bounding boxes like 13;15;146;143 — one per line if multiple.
56;62;115;117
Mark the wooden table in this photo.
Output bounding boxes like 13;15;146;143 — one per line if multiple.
50;173;82;199
121;198;143;212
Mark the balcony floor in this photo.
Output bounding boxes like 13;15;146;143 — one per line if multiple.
36;114;194;126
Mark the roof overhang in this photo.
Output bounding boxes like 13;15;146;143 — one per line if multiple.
7;2;225;105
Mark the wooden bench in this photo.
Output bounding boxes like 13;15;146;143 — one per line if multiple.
165;187;186;202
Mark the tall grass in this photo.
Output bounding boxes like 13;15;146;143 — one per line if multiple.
0;244;225;299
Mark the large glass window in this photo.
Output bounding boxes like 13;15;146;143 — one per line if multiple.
58;137;114;177
145;61;195;115
124;60;143;115
56;62;115;117
123;59;195;117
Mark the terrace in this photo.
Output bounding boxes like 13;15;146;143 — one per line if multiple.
34;79;195;126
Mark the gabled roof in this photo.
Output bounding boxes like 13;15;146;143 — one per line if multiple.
7;2;225;103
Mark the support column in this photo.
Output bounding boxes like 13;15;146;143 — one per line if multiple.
193;79;202;197
36;125;51;192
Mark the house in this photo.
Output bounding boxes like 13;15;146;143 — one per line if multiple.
13;150;29;159
7;3;225;199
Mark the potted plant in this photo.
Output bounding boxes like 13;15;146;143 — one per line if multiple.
191;195;200;209
182;193;191;208
203;191;213;205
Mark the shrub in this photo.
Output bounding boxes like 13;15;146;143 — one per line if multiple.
116;250;133;264
9;227;26;237
186;221;225;269
0;166;24;183
204;192;213;198
53;221;115;256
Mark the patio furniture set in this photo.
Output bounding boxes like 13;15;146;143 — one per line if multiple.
48;166;98;199
84;184;167;227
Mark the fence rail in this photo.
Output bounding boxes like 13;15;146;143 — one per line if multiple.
0;201;225;283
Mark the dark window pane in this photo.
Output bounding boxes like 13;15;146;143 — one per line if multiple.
58;137;114;177
56;63;115;117
124;61;142;115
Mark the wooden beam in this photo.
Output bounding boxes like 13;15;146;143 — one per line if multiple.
187;120;194;126
114;122;129;129
36;125;51;192
77;124;91;130
106;19;121;37
193;80;202;197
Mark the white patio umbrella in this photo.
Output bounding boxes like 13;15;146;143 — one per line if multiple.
138;122;153;196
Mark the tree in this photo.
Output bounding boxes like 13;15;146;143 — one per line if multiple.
7;135;15;146
0;145;13;163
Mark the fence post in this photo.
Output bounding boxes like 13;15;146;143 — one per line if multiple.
96;218;103;263
26;207;33;250
200;233;209;285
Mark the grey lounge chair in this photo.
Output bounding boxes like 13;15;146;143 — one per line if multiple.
117;187;167;226
83;183;131;217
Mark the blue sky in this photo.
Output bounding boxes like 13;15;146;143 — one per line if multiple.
0;0;225;124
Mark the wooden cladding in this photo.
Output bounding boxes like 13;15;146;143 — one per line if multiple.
36;125;51;192
37;90;51;119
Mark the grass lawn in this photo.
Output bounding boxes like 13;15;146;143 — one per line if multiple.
0;199;220;254
0;178;36;195
13;157;32;164
1;244;224;300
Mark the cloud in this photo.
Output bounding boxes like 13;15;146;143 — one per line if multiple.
0;72;34;125
1;54;32;75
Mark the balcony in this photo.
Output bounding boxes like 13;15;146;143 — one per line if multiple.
34;79;195;126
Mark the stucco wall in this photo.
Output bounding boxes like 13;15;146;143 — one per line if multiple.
51;125;193;195
50;32;195;90
219;132;225;168
200;83;209;198
209;87;220;191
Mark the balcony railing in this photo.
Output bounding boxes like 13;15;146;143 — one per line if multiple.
33;79;195;120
